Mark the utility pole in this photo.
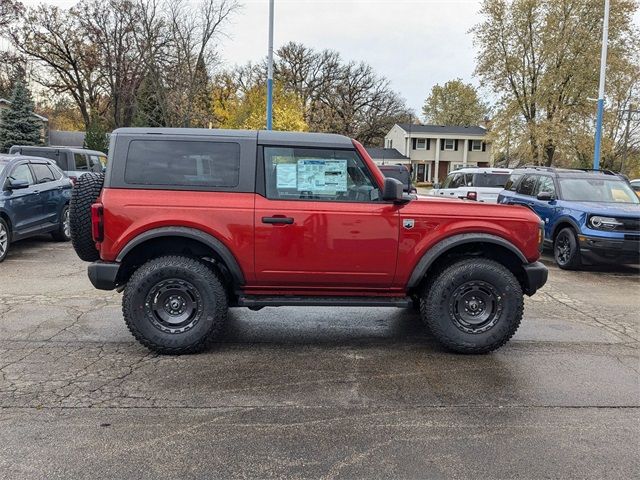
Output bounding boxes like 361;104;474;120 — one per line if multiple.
593;0;610;170
266;0;274;130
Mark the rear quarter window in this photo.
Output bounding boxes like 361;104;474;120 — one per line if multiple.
473;173;510;188
124;140;240;188
504;174;522;191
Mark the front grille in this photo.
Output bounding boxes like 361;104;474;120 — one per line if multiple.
617;217;640;232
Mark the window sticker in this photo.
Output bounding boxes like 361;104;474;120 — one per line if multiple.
297;159;347;193
276;163;297;189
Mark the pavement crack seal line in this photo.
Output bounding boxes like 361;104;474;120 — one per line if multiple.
543;291;639;343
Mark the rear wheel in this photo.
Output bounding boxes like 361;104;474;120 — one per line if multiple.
421;258;523;354
51;205;71;241
554;227;581;270
0;217;10;263
123;255;228;354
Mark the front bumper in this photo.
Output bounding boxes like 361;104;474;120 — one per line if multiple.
88;261;120;290
522;261;548;296
578;234;640;263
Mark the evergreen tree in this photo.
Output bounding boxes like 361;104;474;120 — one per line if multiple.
83;116;109;153
0;80;42;152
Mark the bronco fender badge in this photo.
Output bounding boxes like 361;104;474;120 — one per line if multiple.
403;219;415;229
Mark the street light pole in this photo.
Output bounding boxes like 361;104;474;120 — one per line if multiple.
593;0;610;170
266;0;274;130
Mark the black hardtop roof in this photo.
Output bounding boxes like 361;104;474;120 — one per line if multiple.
11;145;107;156
111;127;354;149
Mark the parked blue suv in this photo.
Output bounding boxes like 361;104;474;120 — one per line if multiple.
498;167;640;269
0;155;73;262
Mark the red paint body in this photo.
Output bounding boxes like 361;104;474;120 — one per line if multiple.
96;141;542;296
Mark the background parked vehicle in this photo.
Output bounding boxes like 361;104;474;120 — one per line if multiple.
378;164;417;194
9;146;107;184
498;167;640;269
0;155;72;262
429;167;512;202
630;179;640;198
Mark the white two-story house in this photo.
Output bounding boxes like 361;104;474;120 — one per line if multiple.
383;123;492;183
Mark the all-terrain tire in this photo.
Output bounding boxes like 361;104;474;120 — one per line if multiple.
70;172;104;261
554;227;581;270
421;258;523;354
123;255;228;354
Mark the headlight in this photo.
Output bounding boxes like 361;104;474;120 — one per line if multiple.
589;216;623;229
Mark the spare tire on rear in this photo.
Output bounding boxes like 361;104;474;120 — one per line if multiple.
70;172;104;262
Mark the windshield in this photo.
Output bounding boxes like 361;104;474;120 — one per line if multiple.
472;173;510;188
559;177;639;204
0;162;8;176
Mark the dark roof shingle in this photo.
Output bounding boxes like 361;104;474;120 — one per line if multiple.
365;147;409;160
396;123;486;136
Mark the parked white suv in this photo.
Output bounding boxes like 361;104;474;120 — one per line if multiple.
429;167;512;203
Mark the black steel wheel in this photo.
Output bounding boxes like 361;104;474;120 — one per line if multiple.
421;258;523;354
449;280;503;334
554;227;581;270
123;255;228;354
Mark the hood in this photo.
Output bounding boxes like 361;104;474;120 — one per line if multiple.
564;201;640;217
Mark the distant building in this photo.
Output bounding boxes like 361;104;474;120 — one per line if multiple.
383;123;492;183
0;98;49;145
365;147;410;166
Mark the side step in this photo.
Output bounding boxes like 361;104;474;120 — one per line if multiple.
237;296;412;308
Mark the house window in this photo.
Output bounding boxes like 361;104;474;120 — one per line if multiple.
386;139;393;148
471;140;483;151
444;139;455;151
416;138;426;150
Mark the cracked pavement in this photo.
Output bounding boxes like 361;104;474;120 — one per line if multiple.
0;237;638;479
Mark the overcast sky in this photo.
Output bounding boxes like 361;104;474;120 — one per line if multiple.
20;0;640;118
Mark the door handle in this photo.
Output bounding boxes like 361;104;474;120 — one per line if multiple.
262;216;294;225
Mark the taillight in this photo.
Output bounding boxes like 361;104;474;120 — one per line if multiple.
91;203;104;242
466;191;478;201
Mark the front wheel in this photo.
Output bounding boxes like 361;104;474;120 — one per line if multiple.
123;255;228;354
554;227;581;270
421;258;523;354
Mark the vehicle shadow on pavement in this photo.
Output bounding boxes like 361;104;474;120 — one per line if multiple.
221;307;441;349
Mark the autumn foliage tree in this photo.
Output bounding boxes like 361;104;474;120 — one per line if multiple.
473;0;639;167
422;79;489;126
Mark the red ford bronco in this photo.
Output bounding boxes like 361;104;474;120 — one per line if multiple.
70;128;547;354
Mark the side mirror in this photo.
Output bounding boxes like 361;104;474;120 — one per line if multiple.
7;179;29;190
536;191;554;201
433;182;441;189
382;177;405;202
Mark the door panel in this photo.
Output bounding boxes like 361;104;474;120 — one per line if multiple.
254;197;399;287
4;163;42;233
31;163;59;224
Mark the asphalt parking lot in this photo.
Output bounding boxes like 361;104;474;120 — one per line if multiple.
0;237;638;479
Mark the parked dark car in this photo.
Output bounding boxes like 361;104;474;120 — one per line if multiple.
378;164;417;194
0;155;73;262
498;167;640;269
9;146;107;184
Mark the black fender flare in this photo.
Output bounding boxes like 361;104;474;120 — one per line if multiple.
116;226;245;285
550;217;581;240
406;233;527;289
